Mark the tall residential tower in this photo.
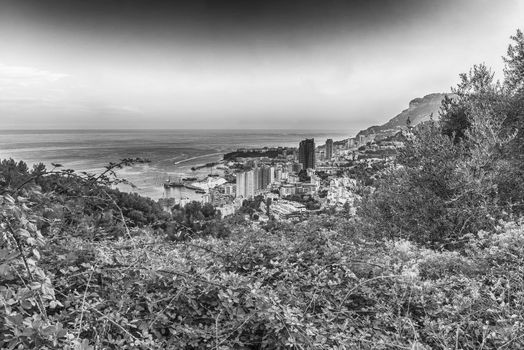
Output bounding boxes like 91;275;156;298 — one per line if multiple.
325;138;333;160
298;138;316;170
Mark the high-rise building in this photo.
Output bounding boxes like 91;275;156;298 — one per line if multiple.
275;168;282;181
261;166;270;189
246;170;255;197
236;172;245;198
245;166;275;193
298;138;316;170
236;170;255;198
325;139;333;160
261;166;274;189
253;167;261;190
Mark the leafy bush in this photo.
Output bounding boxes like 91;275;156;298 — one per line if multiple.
360;61;522;248
1;156;523;349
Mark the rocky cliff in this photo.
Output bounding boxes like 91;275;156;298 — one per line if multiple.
357;93;451;138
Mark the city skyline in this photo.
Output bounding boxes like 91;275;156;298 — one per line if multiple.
1;0;523;130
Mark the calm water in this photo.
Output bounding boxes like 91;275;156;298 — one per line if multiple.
0;129;352;199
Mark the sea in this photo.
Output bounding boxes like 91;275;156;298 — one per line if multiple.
0;129;353;200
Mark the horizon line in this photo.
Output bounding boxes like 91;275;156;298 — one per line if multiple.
0;128;354;132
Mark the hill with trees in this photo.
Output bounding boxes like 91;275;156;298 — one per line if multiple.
357;92;451;139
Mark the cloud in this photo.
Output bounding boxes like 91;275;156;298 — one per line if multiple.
90;105;144;116
0;63;72;112
0;63;69;84
0;63;69;99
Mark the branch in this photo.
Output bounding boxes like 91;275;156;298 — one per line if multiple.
75;265;96;340
1;215;48;321
155;269;230;289
336;274;402;312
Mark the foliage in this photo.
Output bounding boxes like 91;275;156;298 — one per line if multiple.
238;195;266;219
3;179;524;349
0;155;522;349
166;201;229;240
297;170;310;183
109;190;169;227
439;94;469;142
503;29;524;95
360;30;524;248
346;160;389;187
439;64;503;143
0;159;32;190
283;194;320;210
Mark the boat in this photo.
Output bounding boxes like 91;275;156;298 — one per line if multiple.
182;177;198;181
164;180;185;188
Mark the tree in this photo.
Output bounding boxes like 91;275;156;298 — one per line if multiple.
439;64;504;143
439;94;470;143
0;159;31;189
360;59;521;247
503;29;524;95
297;169;310;182
502;29;524;161
201;202;216;218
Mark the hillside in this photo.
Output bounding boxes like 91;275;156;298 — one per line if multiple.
357;92;451;138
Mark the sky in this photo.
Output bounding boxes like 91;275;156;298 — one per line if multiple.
0;0;523;132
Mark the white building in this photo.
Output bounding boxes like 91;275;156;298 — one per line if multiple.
279;184;296;197
275;168;282;181
236;170;255;199
288;174;299;184
223;183;236;196
269;166;275;184
191;177;227;191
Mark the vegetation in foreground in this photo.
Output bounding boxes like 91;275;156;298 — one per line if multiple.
1;30;524;349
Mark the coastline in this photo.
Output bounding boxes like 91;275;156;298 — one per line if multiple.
0;129;351;201
174;152;224;165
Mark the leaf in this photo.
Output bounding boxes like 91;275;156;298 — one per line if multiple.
0;249;19;261
41;325;57;336
29;282;41;290
79;338;94;350
18;228;31;238
33;249;41;260
22;327;35;337
0;263;10;275
42;284;55;298
21;299;33;309
27;222;38;232
34;267;46;280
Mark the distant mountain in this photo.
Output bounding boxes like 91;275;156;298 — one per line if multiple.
356;93;451;138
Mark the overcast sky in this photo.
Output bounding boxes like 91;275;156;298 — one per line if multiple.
0;0;523;131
